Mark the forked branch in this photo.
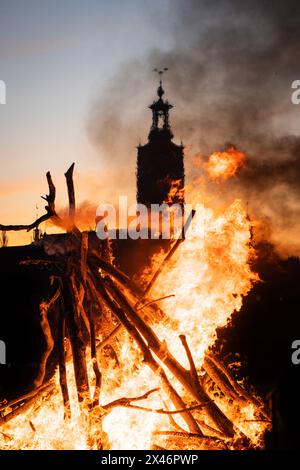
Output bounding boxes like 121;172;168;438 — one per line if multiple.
0;171;63;232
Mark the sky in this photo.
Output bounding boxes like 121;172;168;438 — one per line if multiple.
0;0;173;244
0;0;300;253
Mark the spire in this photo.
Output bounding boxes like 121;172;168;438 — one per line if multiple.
153;67;168;98
149;68;173;141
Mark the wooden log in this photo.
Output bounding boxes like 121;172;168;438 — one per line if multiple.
81;231;89;283
137;295;175;311
89;253;172;324
62;273;91;405
64;163;76;223
0;383;55;424
141;209;196;299
33;289;60;388
97;323;122;350
86;268;112;322
97;280;202;436
153;431;228;449
86;291;102;407
70;274;90;335
57;296;71;419
179;335;200;388
203;356;245;404
102;275;234;438
89;252;143;297
205;353;270;420
102;388;159;411
64;163;82;235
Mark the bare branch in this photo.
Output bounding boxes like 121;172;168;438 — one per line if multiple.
97;323;122;350
179;335;199;387
153;430;228;448
102;388;160;411
33;289;60;388
0;171;63;232
137;295;175;311
91;274;202;435
102;274;234;438
64;163;76;225
104;402;210;415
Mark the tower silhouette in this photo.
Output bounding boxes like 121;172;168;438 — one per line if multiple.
136;70;185;207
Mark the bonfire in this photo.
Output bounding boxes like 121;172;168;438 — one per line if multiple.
0;156;270;450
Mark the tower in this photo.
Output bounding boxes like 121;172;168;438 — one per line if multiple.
136;70;185;207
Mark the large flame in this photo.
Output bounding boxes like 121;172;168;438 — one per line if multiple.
0;201;267;449
0;154;269;450
205;147;245;180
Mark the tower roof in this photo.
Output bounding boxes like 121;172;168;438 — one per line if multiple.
148;68;173;141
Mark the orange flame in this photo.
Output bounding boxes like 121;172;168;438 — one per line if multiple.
0;155;270;450
205;147;245;180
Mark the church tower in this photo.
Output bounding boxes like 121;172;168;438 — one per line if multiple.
136;70;185;207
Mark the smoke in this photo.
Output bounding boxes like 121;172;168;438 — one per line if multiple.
87;0;300;256
55;201;98;231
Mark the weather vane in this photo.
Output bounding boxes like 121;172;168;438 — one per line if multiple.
153;67;169;85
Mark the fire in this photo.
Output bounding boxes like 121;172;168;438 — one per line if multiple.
205;147;245;180
150;199;257;362
0;157;269;450
102;197;266;449
164;177;184;204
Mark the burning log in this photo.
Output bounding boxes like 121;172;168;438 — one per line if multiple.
103;399;209;416
57;296;71;419
33;287;60;388
61;266;90;406
141;209;196;299
29;420;36;433
86;290;102;407
179;335;200;389
97;323;122;350
204;353;270;424
81;231;89;283
153;431;228;450
0;382;55;425
101;274;235;437
70;274;90;336
102;388;160;412
137;294;175;311
95;276;202;435
203;355;246;405
90;251;168;323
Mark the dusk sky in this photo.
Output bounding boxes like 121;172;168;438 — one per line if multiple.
0;0;173;244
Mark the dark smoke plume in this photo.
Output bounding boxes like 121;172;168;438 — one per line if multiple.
87;0;300;256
